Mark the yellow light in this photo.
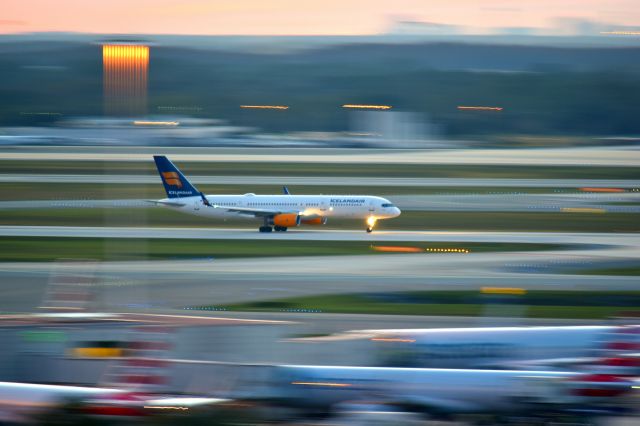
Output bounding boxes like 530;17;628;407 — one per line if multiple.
481;287;527;296
71;347;124;358
457;106;503;111
240;105;289;110
144;406;189;411
366;217;377;227
371;246;423;253
291;382;352;387
342;104;392;110
425;247;469;253
133;120;180;126
579;187;624;193
561;207;606;213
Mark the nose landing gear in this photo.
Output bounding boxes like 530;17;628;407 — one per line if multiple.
366;217;377;233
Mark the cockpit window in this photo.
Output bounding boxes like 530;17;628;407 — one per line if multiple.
381;203;395;208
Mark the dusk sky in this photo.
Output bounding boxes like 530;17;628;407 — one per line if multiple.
2;0;639;36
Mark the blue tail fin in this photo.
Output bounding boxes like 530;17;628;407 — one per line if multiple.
153;156;200;198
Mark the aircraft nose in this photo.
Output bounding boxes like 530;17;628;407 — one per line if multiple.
393;207;401;217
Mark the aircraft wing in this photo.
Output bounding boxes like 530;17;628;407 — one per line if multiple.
212;205;299;217
208;205;324;220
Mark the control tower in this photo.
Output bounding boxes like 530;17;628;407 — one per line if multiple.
102;42;149;116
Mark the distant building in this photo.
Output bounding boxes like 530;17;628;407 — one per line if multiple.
102;43;149;117
386;19;461;36
349;110;443;148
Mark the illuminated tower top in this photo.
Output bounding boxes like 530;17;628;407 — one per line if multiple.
102;42;149;117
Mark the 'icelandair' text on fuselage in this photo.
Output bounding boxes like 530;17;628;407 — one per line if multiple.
330;199;365;204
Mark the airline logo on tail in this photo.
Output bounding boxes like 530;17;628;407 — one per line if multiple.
161;172;182;188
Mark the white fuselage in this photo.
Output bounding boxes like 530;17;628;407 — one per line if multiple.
161;194;401;221
269;365;577;413
0;382;122;420
366;326;614;368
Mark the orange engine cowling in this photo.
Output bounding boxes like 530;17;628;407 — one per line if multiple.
301;217;327;226
272;213;301;227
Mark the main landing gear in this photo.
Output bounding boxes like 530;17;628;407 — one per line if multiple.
258;225;287;232
366;217;377;233
259;217;272;232
259;217;287;232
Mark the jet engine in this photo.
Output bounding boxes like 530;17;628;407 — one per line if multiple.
271;213;301;227
301;217;327;225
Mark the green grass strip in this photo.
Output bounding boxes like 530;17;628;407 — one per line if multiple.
0;237;563;262
1;160;638;180
0;208;637;233
212;290;640;319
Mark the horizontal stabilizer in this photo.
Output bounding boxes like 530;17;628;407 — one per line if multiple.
146;199;186;207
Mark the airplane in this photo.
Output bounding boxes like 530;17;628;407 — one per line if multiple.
151;156;401;233
260;325;640;420
305;325;626;370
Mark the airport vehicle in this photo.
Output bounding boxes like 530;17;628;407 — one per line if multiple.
268;325;640;420
152;155;400;232
0;381;227;422
347;325;623;369
267;363;636;420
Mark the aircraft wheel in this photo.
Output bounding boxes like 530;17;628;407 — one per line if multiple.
274;226;288;232
366;227;373;233
259;226;273;233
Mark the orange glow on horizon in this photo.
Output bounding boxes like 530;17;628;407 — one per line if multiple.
3;1;640;37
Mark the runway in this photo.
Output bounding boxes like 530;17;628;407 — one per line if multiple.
0;248;637;313
2;192;638;212
1;173;639;188
0;226;637;312
1;145;638;166
1;225;639;247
